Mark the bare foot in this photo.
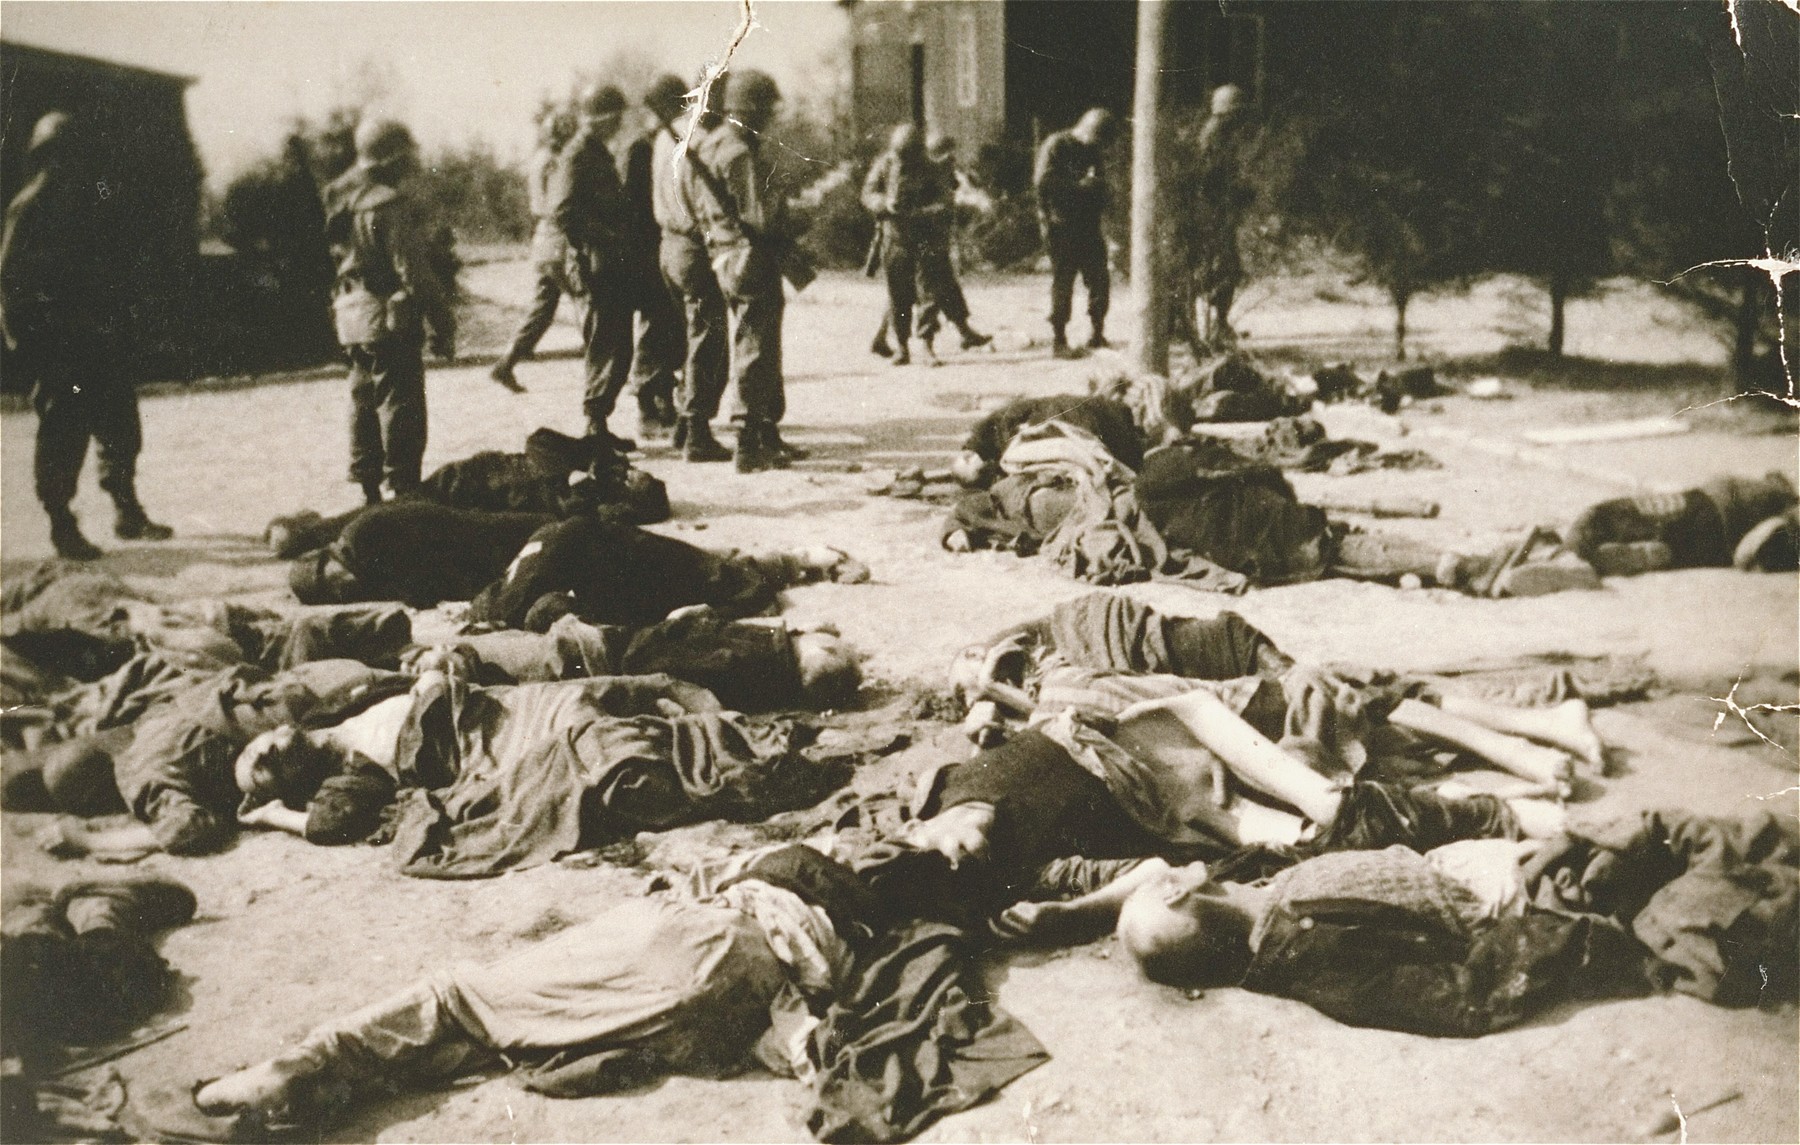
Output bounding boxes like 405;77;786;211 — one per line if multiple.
196;1061;292;1114
1549;699;1607;770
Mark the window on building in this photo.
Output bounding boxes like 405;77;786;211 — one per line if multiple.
955;11;979;109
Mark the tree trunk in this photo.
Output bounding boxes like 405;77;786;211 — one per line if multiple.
1731;273;1761;392
1393;293;1410;361
1548;276;1567;358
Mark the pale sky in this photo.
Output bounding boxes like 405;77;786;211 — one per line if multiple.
4;1;849;185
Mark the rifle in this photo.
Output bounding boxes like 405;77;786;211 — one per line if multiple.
659;116;815;291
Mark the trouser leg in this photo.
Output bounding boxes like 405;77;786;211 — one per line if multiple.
665;236;728;424
884;246;917;344
375;344;428;496
728;282;785;427
502;264;564;364
346;346;384;491
32;381;91;513
630;268;684;418
268;973;499;1105
918;244;969;330
1046;232;1077;334
90;379;145;510
1078;230;1110;329
579;276;636;432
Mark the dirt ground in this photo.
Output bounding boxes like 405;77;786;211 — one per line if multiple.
2;261;1797;1143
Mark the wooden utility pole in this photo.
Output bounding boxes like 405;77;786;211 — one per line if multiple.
1129;0;1170;376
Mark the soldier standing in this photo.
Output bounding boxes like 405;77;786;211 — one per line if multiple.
1033;107;1119;358
645;73;732;462
325;119;457;505
1;111;171;559
914;132;990;360
490;108;575;392
616;82;688;440
682;69;812;473
861;123;933;366
549;84;638;450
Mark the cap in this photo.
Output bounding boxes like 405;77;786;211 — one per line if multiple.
353;118;418;165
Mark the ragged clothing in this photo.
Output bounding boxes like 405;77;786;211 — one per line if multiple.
959;395;1144;479
388;676;850;878
289;502;554;607
1240;844;1654;1038
1136;441;1329;585
113;660;411;855
1524;810;1799;1005
423;612;809;712
1564;474;1798;570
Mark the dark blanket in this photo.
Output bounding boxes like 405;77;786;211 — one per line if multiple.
389;675;850;879
467;518;786;629
1525;810;1799;1006
292;503;554;607
1136;442;1329;584
806;921;1049;1143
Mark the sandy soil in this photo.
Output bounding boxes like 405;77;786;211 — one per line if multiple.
2;262;1796;1143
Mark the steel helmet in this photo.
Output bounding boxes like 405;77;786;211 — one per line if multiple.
353;118;418;165
644;73;689;122
579;83;627;118
723;69;781;117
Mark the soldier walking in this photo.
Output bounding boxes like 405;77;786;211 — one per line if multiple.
681;69;813;473
490;108;575;392
867;129;990;365
549;84;639;450
1033;107;1119;358
2;111;171;559
645;73;732;462
325;119;457;504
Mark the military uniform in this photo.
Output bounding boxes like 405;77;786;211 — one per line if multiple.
1;130;160;554
652;123;729;451
325;157;456;499
549;123;637;439
618;130;685;429
861;143;946;349
681;117;794;444
1033;128;1111;345
498;142;569;367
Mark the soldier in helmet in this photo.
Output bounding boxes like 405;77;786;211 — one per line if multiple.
325;117;457;505
549;83;639;451
490;107;576;393
644;72;733;462
2;111;172;559
680;68;811;473
1032;107;1120;358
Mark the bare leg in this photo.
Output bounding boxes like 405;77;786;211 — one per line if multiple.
1435;694;1605;769
994;858;1173;943
1113;689;1344;826
1389;699;1573;790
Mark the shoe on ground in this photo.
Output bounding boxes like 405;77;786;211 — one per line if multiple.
734;424;790;473
50;513;103;560
489;362;526;393
1086;332;1111;350
1052;341;1083;360
892;347;911;366
683;425;732;463
115;508;173;542
769;428;810;461
960;330;993;350
870;336;893;359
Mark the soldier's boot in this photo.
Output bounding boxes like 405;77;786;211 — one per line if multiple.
489;359;527;393
1086;323;1110;350
110;483;173;542
734;421;790;473
1051;325;1079;360
870;331;894;359
681;418;732;463
957;323;992;350
48;508;103;561
767;424;809;462
360;480;385;506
